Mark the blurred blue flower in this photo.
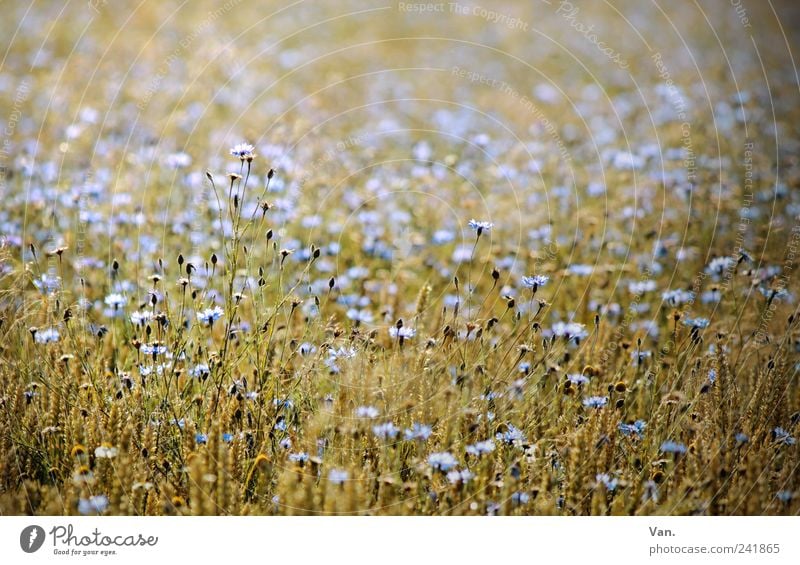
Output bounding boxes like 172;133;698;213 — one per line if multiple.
404;423;432;441
466;439;495;456
78;495;109;515
583;396;608;409
428;452;458;472
660;440;687;454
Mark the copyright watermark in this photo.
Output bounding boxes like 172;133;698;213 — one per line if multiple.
397;2;529;31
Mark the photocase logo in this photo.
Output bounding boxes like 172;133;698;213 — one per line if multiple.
20;525;46;553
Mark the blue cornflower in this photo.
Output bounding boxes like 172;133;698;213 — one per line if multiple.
78;495;109;515
273;398;294;410
195;433;208;445
618;420;647;438
298;342;317;356
662;289;695;306
104;293;126;309
222;433;234;443
759;286;790;302
404;423;432;441
389;327;416;339
279;437;292;450
347;308;374;324
466;439;495;456
511;491;530;505
325;347;357;374
468;219;493;236
583;396;608;409
197;306;224;326
734;432;749;445
773;427;796;446
629;280;657;294
660;440;688;454
34;327;60;344
521;275;549;289
446;469;474;484
372;422;399;439
328;469;349;485
551;321;588;343
189;364;210;379
33;273;61;293
230;142;255;160
355;405;379;418
705;256;735;278
496;424;526;445
682;317;710;330
130;310;153;326
141;342;167;356
568;373;590;386
289;452;309;463
567;264;593;276
428;452;458;472
432;229;455;245
642;480;659;503
596;473;619;491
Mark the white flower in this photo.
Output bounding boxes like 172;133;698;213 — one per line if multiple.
230;142;255;160
94;445;118;458
389;327;416;339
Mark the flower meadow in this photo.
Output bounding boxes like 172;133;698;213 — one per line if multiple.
1;1;799;516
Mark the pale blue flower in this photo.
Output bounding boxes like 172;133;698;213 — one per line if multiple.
466;439;495;456
197;306;224;326
404;423;432;441
372;422;399;439
230;142;255;159
104;293;126;309
773;427;796;446
428;452;458;472
568;373;590;386
34;327;60;344
189;364;210;379
355;405;379;418
328;469;349;485
618;420;646;438
496;424;526;445
660;440;687;454
446;469;474;484
130;310;153;325
468;219;493;235
521;275;549;289
389;327;416;339
583;396;608;409
682;317;710;330
141;343;167;356
511;491;530;505
78;495;108;515
662;289;695;306
596;473;618;491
